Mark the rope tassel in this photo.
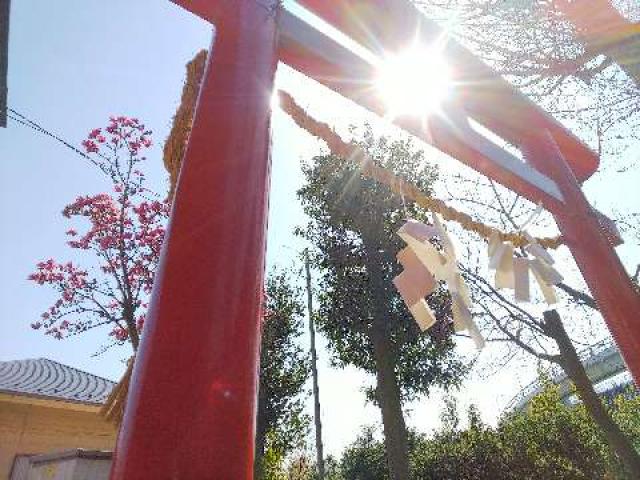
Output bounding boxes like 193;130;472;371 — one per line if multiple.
100;356;135;425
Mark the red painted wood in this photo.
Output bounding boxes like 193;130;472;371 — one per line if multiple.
523;132;640;385
296;0;599;182
109;2;278;478
554;0;637;44
171;0;217;24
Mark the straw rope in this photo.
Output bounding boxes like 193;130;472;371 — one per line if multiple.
100;355;134;424
276;90;563;249
163;50;208;201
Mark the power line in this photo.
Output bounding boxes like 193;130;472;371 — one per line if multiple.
0;0;9;127
304;250;325;480
7;108;111;173
8;108;94;161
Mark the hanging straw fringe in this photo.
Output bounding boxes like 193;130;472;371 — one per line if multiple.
101;356;135;425
163;50;209;201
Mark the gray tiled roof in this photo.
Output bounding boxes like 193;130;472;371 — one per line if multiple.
0;358;116;405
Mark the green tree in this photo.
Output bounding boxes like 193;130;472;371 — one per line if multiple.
415;384;639;479
336;386;640;479
341;427;390;480
500;386;607;479
439;395;461;434
464;259;640;475
297;126;464;480
255;271;310;479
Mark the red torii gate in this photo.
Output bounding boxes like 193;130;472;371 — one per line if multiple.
109;2;640;479
555;0;640;86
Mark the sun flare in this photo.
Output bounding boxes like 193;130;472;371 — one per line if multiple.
375;46;451;118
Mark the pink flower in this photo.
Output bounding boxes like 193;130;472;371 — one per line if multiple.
110;327;129;342
29;116;171;349
81;139;99;153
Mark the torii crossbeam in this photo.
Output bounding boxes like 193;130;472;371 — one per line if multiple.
110;2;640;479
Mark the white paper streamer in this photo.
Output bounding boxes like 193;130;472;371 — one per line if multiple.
394;247;436;305
513;257;530;302
531;264;559;304
495;243;515;290
488;231;501;259
524;232;555;265
488;231;562;305
530;257;563;285
409;300;437;331
451;293;470;332
488;241;509;270
395;216;484;349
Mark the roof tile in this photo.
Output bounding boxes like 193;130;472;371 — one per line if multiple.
0;358;116;405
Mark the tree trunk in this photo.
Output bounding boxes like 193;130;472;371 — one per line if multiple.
543;310;640;479
123;301;140;351
362;231;410;480
370;326;411;480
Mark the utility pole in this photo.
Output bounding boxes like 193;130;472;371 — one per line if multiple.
0;0;10;127
305;251;325;479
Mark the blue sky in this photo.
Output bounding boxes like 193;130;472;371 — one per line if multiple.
2;0;639;458
1;1;210;371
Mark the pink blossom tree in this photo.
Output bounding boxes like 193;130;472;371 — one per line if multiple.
29;116;169;352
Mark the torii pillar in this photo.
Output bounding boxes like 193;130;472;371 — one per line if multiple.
109;2;278;478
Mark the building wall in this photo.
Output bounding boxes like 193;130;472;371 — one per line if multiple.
0;398;117;479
